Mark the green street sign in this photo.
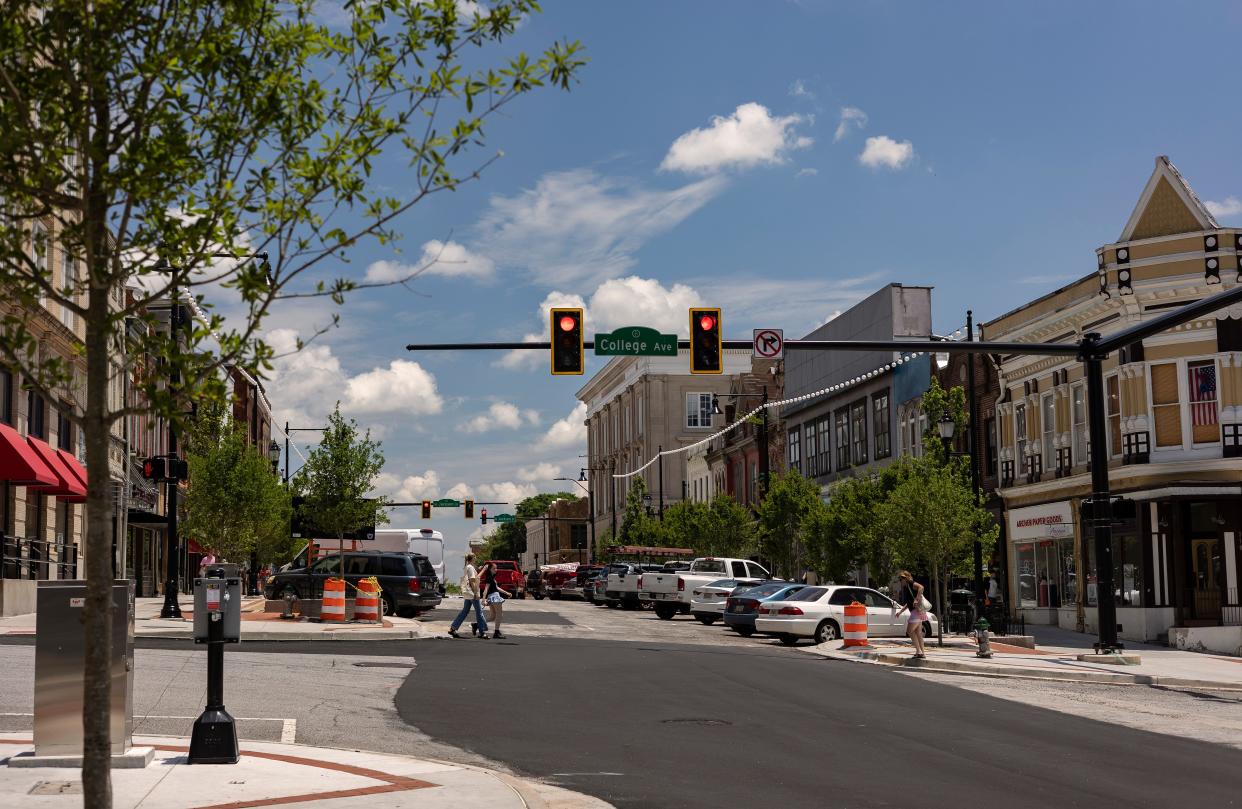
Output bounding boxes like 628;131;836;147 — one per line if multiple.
431;498;461;508
493;513;516;523
594;326;678;357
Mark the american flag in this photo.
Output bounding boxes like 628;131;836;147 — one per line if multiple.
1190;364;1217;426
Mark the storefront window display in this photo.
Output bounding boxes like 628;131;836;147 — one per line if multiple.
1057;535;1077;606
1084;534;1143;607
1015;540;1061;608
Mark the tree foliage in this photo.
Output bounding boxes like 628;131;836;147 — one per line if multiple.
182;400;293;566
0;3;583;801
619;477;665;547
756;470;821;580
485;491;579;561
293;403;387;542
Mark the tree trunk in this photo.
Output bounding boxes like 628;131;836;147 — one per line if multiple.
932;566;944;647
82;278;114;808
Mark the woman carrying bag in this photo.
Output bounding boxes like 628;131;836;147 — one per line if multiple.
894;570;930;659
479;562;512;639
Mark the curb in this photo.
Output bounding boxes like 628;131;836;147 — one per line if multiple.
135;626;426;642
811;645;1242;691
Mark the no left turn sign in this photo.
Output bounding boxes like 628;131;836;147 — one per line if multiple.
753;328;784;360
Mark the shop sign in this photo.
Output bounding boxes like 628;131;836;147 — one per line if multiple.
1008;501;1074;542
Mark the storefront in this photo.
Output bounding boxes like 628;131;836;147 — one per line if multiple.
1007;500;1077;625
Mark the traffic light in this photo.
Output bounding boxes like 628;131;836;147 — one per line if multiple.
550;307;584;375
421;500;431;520
464;499;474;519
142;457;166;481
481;508;488;525
167;458;188;481
690;307;722;374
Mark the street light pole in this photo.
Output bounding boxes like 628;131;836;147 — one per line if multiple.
966;310;984;615
610;458;617;541
1083;334;1120;651
658;444;664;520
758;386;769;500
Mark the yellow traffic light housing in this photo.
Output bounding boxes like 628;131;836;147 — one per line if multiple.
550;307;584;375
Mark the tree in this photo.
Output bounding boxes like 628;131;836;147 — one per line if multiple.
293;404;387;557
874;454;998;645
489;491;578;561
707;494;758;559
661;499;712;553
919;377;968;466
805;463;906;586
619;478;665;547
756;471;821;580
182;400;292;566
0;4;581;801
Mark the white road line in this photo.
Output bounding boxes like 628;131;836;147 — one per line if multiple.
281;718;297;743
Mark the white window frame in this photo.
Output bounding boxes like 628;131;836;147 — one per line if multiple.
1014;402;1028;462
685;392;713;430
1146;356;1222;453
1041;392;1056;473
1071;381;1087;466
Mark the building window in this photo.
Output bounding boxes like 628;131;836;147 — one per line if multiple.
57;407;73;452
32;222;48;305
788;426;801;473
985;417;997;476
637;396;644;435
835;409;850;469
623;404;630;444
817;417;831;476
1041;392;1056;474
1015;541;1062;609
1014;402;1027;463
750;461;758;502
60;250;76;330
851;400;867;465
804;423;817;477
27;390;46;439
1187;360;1218;444
686;393;713;429
1149;363;1180;448
1071;382;1086;465
872;391;890;459
0;367;11;425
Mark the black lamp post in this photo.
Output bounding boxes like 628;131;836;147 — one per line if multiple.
936;408;986;626
247;439;282;596
554;471;596;563
937;409;955;455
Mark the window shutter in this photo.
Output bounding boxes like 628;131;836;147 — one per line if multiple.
1151;364;1178;405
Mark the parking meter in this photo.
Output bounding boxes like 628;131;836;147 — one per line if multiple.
193;569;241;643
189;567;240;764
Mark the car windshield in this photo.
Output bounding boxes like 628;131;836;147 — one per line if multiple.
705;579;736;589
743;583;799;599
786;587;828;602
692;560;727;574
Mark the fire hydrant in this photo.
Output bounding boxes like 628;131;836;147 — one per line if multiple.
281;589;298;620
974;618;993;658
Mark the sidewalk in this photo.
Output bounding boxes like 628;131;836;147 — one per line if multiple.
0;733;612;808
0;597;430;642
806;625;1242;689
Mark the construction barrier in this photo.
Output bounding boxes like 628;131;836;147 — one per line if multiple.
321;577;346;622
354;577;381;624
842;601;869;648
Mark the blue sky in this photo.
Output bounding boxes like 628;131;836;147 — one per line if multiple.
261;0;1242;565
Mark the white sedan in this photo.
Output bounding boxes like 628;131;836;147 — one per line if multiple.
754;585;938;646
689;578;765;625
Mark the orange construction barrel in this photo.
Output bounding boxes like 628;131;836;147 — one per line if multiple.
354;578;381;623
321;577;346;622
843;601;869;648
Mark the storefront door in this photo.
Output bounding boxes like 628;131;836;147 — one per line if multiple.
1190;537;1223;621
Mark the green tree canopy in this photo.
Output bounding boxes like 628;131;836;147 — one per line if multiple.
484;491;579;561
756;470;821;580
182;400;293;566
619;478;666;548
293;404;387;547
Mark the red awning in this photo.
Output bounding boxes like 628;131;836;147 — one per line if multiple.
56;449;88;503
27;437;87;500
0;424;56;486
186;538;204;554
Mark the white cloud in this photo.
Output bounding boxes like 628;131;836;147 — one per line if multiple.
446;482;475;500
693;273;883;336
1206;196;1242;219
372;470;441;502
499;278;702;370
859;135;915;170
364;240;495;283
796;168;818;178
474;169;724;287
516;462;562;482
345;360;443;415
834;106;868;142
458;401;540;433
539;403;587;451
661;102;813;175
476;481;539;504
789;79;814;100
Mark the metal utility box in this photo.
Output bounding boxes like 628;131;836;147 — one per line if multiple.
193;575;241;643
33;580;135;756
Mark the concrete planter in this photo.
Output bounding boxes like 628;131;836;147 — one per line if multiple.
0;580;36;616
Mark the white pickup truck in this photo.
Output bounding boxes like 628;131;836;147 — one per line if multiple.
642;557;772;620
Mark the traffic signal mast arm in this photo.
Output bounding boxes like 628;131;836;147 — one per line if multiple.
407;338;1082;356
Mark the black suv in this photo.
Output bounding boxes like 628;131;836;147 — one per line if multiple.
265;551;441;618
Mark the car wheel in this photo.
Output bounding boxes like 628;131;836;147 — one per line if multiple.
696;615;718;626
734;626;754;638
655;604;677;620
815;620;841;644
381;593;396;617
778;634;799;646
923;620;933;637
534;593;545;600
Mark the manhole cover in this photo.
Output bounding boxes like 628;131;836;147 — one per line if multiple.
660;718;732;726
352;661;417;669
30;781;82;795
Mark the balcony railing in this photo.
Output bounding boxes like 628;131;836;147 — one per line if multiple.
2;535;80;580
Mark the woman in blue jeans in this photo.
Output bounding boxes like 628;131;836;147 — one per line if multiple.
448;554;488;638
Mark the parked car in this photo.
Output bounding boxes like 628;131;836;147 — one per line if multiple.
722;582;806;637
754;585;938;646
265;550;441;618
562;564;603;600
689;578;767;625
644;557;772;620
544;567;578;599
481;559;525;599
584;567;613;605
525;569;546;600
606;563;665;609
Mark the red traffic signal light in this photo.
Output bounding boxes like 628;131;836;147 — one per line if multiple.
690;307;722;374
550;307;584;375
421;500;431;520
481;508;488;525
142;457;166;480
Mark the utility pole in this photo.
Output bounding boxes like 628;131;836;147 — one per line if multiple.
758;385;769;500
658;444;664;520
160;288;183;619
609;458;617;541
1083;333;1120;651
966;311;983;616
284;420;290;484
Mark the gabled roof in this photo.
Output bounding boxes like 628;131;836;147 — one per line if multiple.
1118;155;1219;242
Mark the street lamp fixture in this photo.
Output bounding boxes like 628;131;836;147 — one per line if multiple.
578;468;588;482
937;410;955;442
267;439;281;472
711;395;723;415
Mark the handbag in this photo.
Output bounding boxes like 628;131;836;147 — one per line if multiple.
918;594;933;613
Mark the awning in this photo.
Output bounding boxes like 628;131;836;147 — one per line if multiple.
56;449;88;503
0;424;56;486
26;437;87;500
186;538;204;554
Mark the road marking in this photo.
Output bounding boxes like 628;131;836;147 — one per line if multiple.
281;718;297;743
0;711;297;744
552;772;624;777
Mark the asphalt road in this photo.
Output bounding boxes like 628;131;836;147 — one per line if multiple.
393;634;1242;809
